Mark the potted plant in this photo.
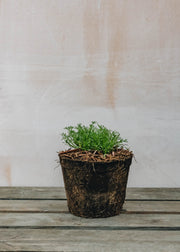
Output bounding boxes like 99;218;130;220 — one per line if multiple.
58;121;133;218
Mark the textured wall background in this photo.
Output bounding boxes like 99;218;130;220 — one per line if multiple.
0;0;180;186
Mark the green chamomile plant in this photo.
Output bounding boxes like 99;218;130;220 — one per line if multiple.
61;121;128;155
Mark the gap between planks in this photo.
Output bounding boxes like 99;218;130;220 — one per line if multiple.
0;211;179;215
0;226;180;231
0;198;179;201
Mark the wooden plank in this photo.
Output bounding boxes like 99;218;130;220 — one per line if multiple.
0;199;67;213
123;201;180;214
0;212;179;228
0;199;179;214
0;187;66;200
0;229;179;252
126;188;180;201
0;187;179;200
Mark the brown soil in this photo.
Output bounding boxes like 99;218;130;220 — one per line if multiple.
59;148;133;162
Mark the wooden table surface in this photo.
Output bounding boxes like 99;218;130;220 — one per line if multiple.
0;187;179;251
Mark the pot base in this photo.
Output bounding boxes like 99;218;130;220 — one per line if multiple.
67;194;124;218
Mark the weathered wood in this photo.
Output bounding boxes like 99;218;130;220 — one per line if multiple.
0;187;66;200
0;229;179;252
0;228;179;241
126;188;180;201
0;212;179;228
0;187;179;200
0;187;179;251
0;200;179;214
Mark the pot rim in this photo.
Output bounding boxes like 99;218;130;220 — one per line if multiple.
58;149;133;164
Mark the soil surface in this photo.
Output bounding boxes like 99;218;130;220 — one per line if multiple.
59;148;133;162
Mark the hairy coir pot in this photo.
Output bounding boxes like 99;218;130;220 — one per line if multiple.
59;149;133;218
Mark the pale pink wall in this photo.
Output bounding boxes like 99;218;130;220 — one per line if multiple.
0;0;180;186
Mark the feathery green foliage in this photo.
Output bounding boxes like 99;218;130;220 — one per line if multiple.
61;121;128;155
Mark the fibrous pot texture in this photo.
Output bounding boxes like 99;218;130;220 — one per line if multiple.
59;149;133;218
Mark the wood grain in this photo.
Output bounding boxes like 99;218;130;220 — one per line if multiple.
0;212;179;228
0;187;179;251
0;187;179;200
0;200;179;214
0;229;179;252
